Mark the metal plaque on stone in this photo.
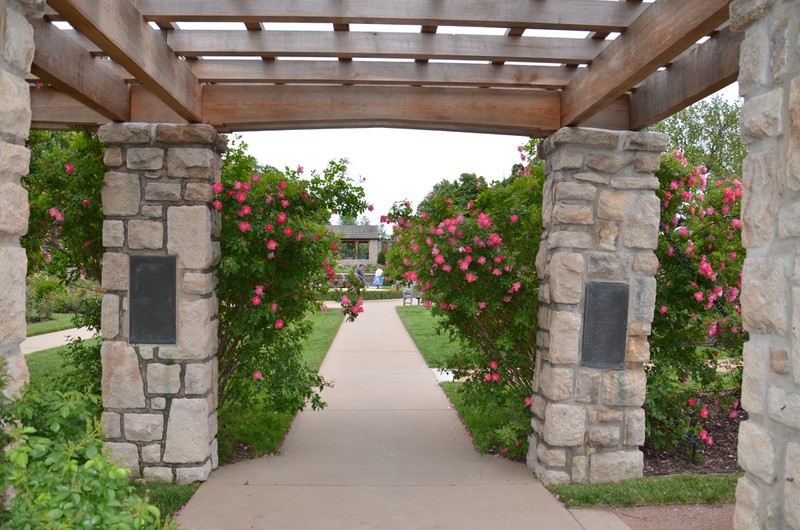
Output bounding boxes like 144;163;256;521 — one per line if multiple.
130;256;177;344
580;282;629;369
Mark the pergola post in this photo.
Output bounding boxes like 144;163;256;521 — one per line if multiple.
730;1;800;527
529;127;666;485
97;123;224;483
0;0;44;397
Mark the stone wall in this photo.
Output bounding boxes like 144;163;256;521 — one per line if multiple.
98;123;224;483
0;0;43;397
529;127;666;485
730;1;800;527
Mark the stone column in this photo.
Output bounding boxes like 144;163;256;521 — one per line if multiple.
98;123;224;483
529;127;666;485
0;0;43;397
730;1;800;527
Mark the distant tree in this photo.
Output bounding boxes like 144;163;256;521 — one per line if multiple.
418;173;488;214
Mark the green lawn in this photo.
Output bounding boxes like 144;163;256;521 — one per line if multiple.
395;306;461;368
25;338;101;392
26;313;76;337
302;310;345;371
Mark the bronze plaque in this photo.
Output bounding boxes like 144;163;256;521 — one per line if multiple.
581;282;628;369
130;256;176;344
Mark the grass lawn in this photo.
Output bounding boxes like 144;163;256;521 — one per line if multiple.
132;482;200;521
302;310;345;371
26;313;75;337
25;338;101;392
395;306;461;368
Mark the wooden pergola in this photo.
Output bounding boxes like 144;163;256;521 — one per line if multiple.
31;0;737;136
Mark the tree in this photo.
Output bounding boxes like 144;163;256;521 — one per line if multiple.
417;173;488;214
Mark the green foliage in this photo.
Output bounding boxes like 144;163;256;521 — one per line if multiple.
26;313;74;337
417;172;488;214
0;389;176;529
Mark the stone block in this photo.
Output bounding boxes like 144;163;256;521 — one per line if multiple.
2;5;34;73
602;370;646;407
576;370;599;403
733;476;761;530
185;182;214;202
170;297;218;360
596;409;623;422
555;181;596;202
622;132;667;152
770;348;789;374
633;153;661;173
543;403;585;446
550;252;584;304
185;361;213;395
147;363;181;395
0;69;31;140
769;14;790;81
101;341;145;409
177;461;212;484
103;147;123;167
549;311;581;364
767;385;800;429
587;253;629;281
102;172;141;216
101;252;128;292
589;451;642;483
610;176;660;191
539;363;574;401
789;77;800;191
156;124;220;145
547;230;593;250
143;467;173;482
102;411;121;439
142;443;162;464
0;246;27;345
102;220;124;247
741;150;778;246
164;398;211;464
124;413;164;442
167;206;214;269
628;322;651;337
587;153;629;174
211;438;219;469
633;277;657;324
151;397;166;410
552;204;594;225
633;253;659;275
626;338;650;363
98;123;152;145
182;272;214;295
589;426;620;447
778;202;800;239
105;442;140;475
127;220;163;250
142;205;163;218
625;408;645;447
101;294;120;339
742;257;788;334
0;181;28;235
548;148;585;171
127;147;164;170
737;421;776;484
741;87;783;144
598;191;635;221
534;464;571;486
548;128;621;149
145;182;181;201
596;220;620;251
167;148;217;179
571;456;589;484
2;349;29;399
0;140;31;177
574;172;609;185
623;195;659;250
786;442;800;529
536;443;567;467
531;394;547;419
139;346;154;360
741;341;767;415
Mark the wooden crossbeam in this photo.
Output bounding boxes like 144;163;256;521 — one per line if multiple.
31;18;130;122
47;0;202;122
561;0;731;126
30;87;111;129
188;60;575;89
629;26;741;130
167;31;608;65
135;0;646;32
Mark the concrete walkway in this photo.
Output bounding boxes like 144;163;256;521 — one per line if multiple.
21;327;96;355
177;299;628;529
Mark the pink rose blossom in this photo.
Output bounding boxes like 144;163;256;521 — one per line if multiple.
212;182;224;194
239;221;251;232
277;181;288;191
489;361;498;370
659;306;668;314
251;296;261;306
491;373;500;382
253;371;263;380
65;163;75;174
275;319;284;329
509;214;518;223
266;240;278;250
254;285;264;296
277;212;287;224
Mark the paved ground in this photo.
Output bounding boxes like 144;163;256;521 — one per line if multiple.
176;299;630;529
20;327;96;355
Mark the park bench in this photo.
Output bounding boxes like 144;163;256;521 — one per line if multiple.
402;285;422;306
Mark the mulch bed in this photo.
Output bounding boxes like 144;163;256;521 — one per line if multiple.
643;399;746;476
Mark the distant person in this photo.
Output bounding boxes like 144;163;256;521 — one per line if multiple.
356;264;366;284
372;266;384;287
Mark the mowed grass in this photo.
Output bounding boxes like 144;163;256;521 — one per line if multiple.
395;306;461;368
302;310;345;371
132;482;200;521
26;313;76;337
549;473;740;508
24;338;101;392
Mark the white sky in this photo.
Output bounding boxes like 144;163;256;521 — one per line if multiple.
240;84;739;225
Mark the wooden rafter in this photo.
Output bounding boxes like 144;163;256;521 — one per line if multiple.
561;0;731;126
47;0;202;122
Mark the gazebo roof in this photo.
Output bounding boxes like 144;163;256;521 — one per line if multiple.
327;225;381;240
31;0;737;136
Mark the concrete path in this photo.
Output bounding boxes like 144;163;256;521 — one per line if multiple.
177;299;628;529
21;327;96;355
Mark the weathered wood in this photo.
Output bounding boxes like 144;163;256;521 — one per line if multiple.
167;31;608;65
202;85;563;135
188;60;575;89
31;18;130;122
47;0;202;122
130;87;188;125
629;26;741;130
136;0;646;32
561;0;731;126
30;87;110;129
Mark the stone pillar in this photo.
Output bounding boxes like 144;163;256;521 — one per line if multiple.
730;1;800;527
0;0;43;397
97;123;224;483
529;127;666;485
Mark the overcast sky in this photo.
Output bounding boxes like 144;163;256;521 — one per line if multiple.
240;84;740;226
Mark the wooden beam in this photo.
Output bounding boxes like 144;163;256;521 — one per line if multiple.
167;31;608;65
188;60;575;89
130;86;188;124
561;0;731;126
47;0;202;122
31;19;130;122
201;85;564;135
629;26;741;130
136;0;646;32
30;87;111;129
